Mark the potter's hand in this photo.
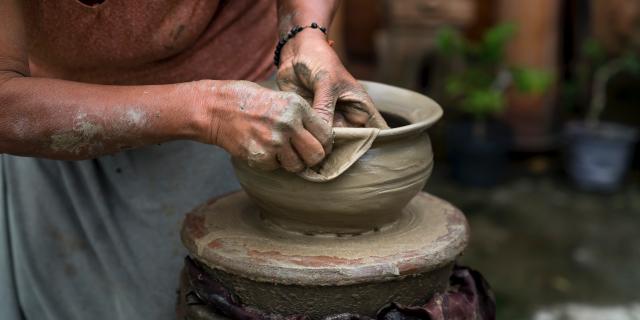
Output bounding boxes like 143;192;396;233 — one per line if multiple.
204;81;332;172
276;31;388;128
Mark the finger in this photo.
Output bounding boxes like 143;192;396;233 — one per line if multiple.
291;129;326;167
277;141;306;173
337;85;389;128
332;111;348;127
364;100;389;128
301;107;333;153
311;78;338;125
336;102;369;127
246;148;279;171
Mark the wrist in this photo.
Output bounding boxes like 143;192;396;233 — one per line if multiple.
277;25;329;66
188;80;224;145
276;1;339;38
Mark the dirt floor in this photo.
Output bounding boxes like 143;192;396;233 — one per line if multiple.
424;159;640;319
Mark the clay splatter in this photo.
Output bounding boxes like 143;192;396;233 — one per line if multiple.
246;139;268;169
123;109;148;127
50;108;151;155
50;112;104;154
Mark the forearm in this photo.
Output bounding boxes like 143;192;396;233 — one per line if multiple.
0;75;210;160
276;0;340;37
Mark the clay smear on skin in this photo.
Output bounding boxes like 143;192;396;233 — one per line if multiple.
51;112;104;154
246;139;268;168
224;81;310;167
12;118;29;141
50;108;150;155
122;109;148;127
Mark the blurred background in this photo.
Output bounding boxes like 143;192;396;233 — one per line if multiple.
329;0;640;319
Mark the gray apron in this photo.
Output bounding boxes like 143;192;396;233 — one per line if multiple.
0;141;240;319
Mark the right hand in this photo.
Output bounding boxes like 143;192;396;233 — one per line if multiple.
202;81;332;172
276;31;388;129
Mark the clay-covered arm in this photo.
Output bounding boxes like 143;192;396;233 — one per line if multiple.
0;0;330;171
275;0;388;128
0;75;211;160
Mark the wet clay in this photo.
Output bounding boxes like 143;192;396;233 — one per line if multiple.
181;191;468;318
298;127;379;182
233;134;433;234
233;81;443;234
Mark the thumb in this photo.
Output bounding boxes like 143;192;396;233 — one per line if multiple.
312;80;338;125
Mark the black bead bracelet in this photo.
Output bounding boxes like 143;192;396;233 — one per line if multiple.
274;22;328;67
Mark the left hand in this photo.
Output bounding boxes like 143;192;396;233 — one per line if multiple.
276;31;388;129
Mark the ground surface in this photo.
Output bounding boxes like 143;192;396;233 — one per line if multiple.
425;161;640;319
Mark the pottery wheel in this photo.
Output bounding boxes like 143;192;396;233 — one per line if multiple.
181;191;469;317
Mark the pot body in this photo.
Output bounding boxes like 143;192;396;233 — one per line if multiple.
565;121;638;192
232;132;433;234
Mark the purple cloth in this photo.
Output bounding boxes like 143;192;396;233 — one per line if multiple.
184;257;496;320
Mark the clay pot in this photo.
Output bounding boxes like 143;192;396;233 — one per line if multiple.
232;81;443;234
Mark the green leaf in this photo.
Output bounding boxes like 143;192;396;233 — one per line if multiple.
582;38;605;61
436;27;464;55
445;77;465;96
480;23;516;62
460;88;505;118
512;68;554;94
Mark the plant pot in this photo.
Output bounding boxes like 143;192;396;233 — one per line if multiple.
446;119;512;187
564;121;638;192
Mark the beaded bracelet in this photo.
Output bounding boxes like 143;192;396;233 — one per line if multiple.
274;22;328;67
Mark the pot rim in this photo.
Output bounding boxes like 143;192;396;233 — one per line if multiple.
359;81;443;141
564;120;639;142
260;80;444;142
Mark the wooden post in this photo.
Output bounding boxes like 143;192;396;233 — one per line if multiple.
592;0;640;53
498;0;560;151
375;0;474;89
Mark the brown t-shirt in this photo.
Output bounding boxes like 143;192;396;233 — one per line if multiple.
24;0;277;84
1;2;277;320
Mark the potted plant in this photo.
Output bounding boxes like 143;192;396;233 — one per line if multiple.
435;24;553;186
564;47;639;192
